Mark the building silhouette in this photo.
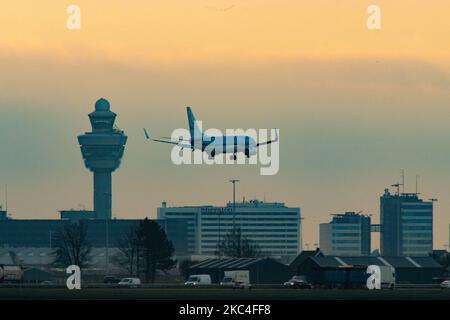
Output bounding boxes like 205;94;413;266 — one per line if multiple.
77;98;127;220
319;212;371;256
380;189;433;256
158;199;301;258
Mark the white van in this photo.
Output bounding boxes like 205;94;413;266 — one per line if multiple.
220;270;251;289
185;274;212;286
118;277;142;288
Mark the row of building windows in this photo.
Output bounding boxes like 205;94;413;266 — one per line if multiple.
332;239;361;244
201;223;298;227
201;217;298;221
201;212;299;216
202;239;298;243
201;229;298;233
331;225;361;230
332;233;361;237
401;212;432;217
401;226;432;231
401;204;432;209
402;239;433;245
202;234;297;238
402;233;432;238
332;247;360;251
400;218;432;223
164;212;197;216
201;245;298;249
201;250;298;255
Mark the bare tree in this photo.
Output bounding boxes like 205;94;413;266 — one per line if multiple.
52;222;92;269
215;227;261;258
112;226;139;276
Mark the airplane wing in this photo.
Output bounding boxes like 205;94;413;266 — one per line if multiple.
143;128;192;149
256;128;279;147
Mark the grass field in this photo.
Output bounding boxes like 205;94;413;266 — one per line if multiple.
0;287;450;300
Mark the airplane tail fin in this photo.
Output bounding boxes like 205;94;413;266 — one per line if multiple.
187;106;204;139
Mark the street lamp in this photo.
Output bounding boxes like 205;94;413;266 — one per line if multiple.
104;192;111;274
229;179;239;230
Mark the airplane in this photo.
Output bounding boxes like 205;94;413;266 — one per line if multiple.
143;107;278;160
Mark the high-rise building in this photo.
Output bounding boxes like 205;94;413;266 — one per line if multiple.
77;98;127;220
380;189;433;256
157;200;301;258
319;212;371;256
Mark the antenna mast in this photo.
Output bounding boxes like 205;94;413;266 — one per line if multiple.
401;169;405;194
415;174;419;194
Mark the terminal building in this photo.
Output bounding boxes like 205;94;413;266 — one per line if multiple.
380;189;433;256
319;212;371;256
0;212;189;256
157;199;301;258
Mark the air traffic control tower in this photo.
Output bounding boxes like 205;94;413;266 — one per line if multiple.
78;98;127;220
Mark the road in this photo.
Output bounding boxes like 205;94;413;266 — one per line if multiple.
0;287;450;300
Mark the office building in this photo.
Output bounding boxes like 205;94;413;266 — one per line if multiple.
157;199;301;258
319;212;371;256
380;189;433;256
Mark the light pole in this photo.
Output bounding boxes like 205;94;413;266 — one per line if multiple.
229;179;239;230
104;192;111;274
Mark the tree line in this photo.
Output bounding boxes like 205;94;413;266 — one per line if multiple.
51;219;261;283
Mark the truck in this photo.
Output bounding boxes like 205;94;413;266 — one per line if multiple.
220;270;251;289
0;265;24;283
377;265;396;289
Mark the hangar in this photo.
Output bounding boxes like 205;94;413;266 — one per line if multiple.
295;255;443;287
187;258;293;284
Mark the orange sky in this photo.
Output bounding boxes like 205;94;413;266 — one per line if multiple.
1;1;450;66
1;1;450;250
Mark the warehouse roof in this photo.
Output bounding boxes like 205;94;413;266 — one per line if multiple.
289;249;324;270
307;256;442;269
190;258;281;269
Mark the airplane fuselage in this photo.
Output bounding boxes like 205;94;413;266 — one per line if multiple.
191;135;257;158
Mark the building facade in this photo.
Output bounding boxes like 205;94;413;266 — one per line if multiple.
157;200;301;258
320;212;371;256
0;217;189;256
380;189;433;256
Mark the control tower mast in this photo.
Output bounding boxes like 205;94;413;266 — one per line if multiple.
78;98;127;220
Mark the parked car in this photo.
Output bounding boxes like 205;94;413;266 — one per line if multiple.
440;280;450;289
283;276;313;289
118;278;141;288
104;276;121;284
185;274;212;286
40;280;54;286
